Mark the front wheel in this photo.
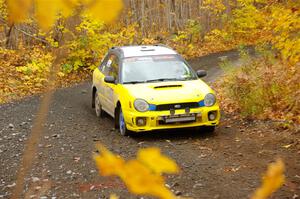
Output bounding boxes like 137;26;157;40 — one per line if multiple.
118;108;130;136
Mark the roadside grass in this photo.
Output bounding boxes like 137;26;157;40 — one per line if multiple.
215;49;300;127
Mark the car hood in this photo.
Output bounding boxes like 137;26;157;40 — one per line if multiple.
122;80;213;104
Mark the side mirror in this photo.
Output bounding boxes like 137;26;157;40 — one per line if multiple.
196;70;207;78
104;76;116;84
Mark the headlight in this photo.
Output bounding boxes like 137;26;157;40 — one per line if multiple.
204;93;216;107
134;99;149;112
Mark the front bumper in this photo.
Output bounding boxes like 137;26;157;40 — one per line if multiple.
123;106;220;132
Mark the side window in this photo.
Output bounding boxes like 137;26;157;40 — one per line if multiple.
109;55;119;80
100;53;119;79
99;56;110;74
102;58;112;76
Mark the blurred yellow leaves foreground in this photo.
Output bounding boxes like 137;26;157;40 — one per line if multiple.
7;0;123;30
94;144;285;199
109;193;120;199
93;144;180;199
251;159;285;199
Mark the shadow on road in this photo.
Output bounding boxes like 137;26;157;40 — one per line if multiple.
129;127;218;142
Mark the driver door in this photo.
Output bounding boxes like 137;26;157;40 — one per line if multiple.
102;54;119;117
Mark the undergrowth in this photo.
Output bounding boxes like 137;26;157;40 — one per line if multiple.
215;49;300;126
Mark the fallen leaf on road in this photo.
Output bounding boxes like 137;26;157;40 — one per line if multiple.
292;194;299;199
224;166;241;172
232;166;241;172
198;154;207;158
282;144;292;148
73;157;80;162
7;183;16;188
199;146;212;151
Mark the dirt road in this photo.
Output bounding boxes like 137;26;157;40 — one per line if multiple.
1;49;299;198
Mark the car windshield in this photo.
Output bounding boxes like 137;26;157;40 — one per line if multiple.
121;55;197;84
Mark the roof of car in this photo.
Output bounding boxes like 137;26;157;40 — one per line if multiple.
116;45;177;58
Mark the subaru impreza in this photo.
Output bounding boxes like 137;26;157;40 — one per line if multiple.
92;45;220;135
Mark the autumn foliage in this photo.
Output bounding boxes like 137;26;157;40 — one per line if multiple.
0;1;294;199
93;144;179;199
215;49;300;125
1;0;299;109
6;0;123;30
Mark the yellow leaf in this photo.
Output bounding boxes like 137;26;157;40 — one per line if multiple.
93;144;125;176
121;160;176;199
34;0;78;30
7;0;32;24
8;0;122;30
34;0;61;31
57;0;76;17
57;72;65;77
93;145;178;199
109;194;119;199
251;159;285;199
85;0;123;23
137;147;179;174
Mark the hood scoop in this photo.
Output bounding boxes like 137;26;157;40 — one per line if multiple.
153;84;182;89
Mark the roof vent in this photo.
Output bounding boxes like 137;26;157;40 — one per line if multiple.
141;49;155;52
140;46;155;51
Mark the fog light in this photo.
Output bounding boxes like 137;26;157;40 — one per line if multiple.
208;111;217;121
136;117;146;126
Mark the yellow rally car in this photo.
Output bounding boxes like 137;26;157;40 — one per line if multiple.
92;45;220;135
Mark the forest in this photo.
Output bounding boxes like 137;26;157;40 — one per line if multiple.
0;0;299;199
